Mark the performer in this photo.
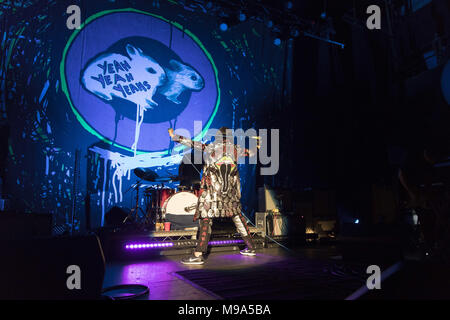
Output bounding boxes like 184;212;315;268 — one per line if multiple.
168;127;257;265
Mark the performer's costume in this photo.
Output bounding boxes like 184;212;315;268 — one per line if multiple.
172;133;255;254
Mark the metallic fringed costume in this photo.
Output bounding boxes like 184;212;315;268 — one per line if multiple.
172;132;255;253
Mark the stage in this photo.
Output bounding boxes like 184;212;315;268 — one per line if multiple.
102;242;450;300
1;0;450;304
103;245;346;300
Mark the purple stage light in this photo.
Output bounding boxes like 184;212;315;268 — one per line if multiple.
125;239;244;251
209;240;244;245
125;242;174;250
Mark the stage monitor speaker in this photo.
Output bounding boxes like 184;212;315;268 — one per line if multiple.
0;234;105;300
271;212;290;236
261;212;306;238
105;206;128;227
255;212;268;236
0;212;52;240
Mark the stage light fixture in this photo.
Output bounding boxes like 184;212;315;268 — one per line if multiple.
125;242;175;250
209;240;244;245
238;11;246;22
290;27;300;38
273;38;282;46
124;239;245;251
285;1;293;10
219;22;228;31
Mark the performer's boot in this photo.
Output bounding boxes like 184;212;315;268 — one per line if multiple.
233;214;257;256
181;253;205;265
240;236;256;256
181;218;211;265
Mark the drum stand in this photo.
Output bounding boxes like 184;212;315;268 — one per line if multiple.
152;183;164;226
123;180;146;224
142;183;165;230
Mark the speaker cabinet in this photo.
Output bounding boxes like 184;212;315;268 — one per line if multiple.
0;234;105;300
0;212;52;240
271;212;290;236
255;212;268;236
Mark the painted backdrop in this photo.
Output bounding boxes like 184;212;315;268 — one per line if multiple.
1;0;286;230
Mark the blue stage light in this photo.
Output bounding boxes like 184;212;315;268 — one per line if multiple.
273;38;281;46
219;22;228;31
239;12;246;22
290;28;300;38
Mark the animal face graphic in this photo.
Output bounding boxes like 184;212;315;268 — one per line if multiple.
82;44;166;110
81;43;204;113
159;59;204;104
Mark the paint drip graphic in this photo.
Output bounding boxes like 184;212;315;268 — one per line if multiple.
81;42;205;155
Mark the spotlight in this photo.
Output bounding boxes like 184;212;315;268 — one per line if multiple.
285;1;293;10
354;219;359;224
219;22;228;31
273;38;282;46
320;12;327;19
266;20;274;28
290;27;300;38
238;12;246;22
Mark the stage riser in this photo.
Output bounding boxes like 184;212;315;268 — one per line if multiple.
100;236;265;261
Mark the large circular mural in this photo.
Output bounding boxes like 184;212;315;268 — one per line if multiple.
61;8;220;155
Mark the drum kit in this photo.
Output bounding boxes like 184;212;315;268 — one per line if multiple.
122;167;200;230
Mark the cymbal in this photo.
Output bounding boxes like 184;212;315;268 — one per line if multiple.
134;168;159;181
154;177;176;183
134;168;184;183
166;175;182;182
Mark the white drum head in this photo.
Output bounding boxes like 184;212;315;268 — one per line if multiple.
163;192;198;215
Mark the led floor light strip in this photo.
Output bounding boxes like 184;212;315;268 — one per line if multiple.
209;240;244;245
125;239;244;250
125;243;174;250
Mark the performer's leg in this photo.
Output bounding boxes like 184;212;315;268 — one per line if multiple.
232;213;256;254
181;217;213;265
195;218;213;255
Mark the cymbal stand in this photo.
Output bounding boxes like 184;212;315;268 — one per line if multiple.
123;180;146;224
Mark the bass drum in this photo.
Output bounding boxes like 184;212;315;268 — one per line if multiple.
162;191;198;216
162;192;199;230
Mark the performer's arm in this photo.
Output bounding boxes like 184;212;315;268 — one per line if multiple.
238;139;260;157
241;147;254;157
168;128;206;151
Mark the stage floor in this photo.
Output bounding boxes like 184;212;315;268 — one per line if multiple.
102;245;344;300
